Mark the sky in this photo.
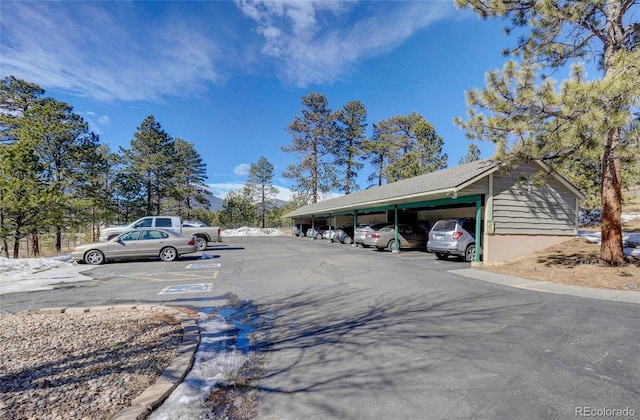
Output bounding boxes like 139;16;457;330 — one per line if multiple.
1;0;518;201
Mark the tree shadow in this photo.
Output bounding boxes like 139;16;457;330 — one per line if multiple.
213;285;540;404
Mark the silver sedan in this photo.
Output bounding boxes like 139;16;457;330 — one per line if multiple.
363;224;428;251
71;228;198;265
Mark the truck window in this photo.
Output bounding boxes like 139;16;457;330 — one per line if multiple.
135;218;152;228
156;218;173;228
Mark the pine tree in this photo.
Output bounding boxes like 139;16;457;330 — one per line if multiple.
459;143;481;164
334;100;367;194
244;157;279;228
369;113;447;183
121;115;175;215
455;0;640;265
169;138;210;219
282;93;337;203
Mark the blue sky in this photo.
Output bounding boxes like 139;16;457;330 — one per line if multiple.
1;0;513;200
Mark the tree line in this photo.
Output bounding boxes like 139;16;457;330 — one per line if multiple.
280;92;469;204
0;76;211;258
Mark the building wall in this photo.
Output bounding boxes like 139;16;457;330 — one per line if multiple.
490;164;578;235
483;233;572;264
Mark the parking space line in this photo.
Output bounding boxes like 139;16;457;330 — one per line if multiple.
113;270;219;283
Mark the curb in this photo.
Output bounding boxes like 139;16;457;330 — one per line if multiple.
37;305;200;420
451;268;640;305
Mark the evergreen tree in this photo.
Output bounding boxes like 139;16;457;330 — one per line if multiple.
459;143;481;164
169;138;210;219
0;76;45;143
25;98;95;252
282;92;337;203
334;100;367;194
75;141;119;241
244;156;279;228
455;0;640;265
0;137;61;258
362;123;395;187
219;189;257;228
121;115;175;215
370;113;447;183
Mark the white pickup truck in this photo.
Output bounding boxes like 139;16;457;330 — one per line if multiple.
99;216;221;251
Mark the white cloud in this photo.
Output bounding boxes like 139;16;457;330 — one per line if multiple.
1;2;222;102
1;1;456;101
233;163;251;176
98;115;110;125
236;0;455;86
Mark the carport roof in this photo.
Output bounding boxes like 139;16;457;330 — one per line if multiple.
285;159;499;218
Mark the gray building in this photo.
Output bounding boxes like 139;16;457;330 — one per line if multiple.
284;159;584;264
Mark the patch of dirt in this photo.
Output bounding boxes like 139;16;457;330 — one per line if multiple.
481;236;640;291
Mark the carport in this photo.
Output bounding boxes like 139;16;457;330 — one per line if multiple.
285;159;584;264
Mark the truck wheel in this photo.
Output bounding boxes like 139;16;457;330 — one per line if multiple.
160;247;178;262
195;237;207;251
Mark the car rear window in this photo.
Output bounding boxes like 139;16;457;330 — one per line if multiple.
432;220;457;231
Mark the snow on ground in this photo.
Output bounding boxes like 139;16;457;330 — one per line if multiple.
0;227;284;296
221;226;284;237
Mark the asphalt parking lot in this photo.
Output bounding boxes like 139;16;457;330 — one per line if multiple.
3;236;640;419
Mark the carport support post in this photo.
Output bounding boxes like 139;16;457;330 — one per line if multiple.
311;217;316;240
352;212;358;247
393;206;399;253
474;196;482;264
327;214;332;243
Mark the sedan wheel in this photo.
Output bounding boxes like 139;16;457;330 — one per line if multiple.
160;247;178;262
343;236;353;245
85;250;105;265
387;240;397;252
195;237;207;251
465;244;476;262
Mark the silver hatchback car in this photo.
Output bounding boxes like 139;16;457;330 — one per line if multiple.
427;218;481;262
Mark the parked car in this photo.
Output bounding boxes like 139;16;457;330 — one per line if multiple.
363;224;428;251
334;225;355;244
99;215;221;251
292;223;311;237
427;218;481;262
306;226;329;239
354;222;388;247
71;228;198;265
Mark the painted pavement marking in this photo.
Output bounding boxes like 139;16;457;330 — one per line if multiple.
185;263;222;269
158;283;215;295
113;270;218;283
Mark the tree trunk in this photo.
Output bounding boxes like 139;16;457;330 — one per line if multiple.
29;231;40;257
600;127;625;265
1;239;8;258
12;238;19;259
55;225;62;253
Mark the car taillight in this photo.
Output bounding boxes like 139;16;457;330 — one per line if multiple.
188;238;196;245
452;231;463;241
371;233;380;239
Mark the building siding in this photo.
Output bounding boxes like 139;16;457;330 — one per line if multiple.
492;164;577;234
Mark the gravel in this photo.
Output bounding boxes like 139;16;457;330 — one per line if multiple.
0;310;182;419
